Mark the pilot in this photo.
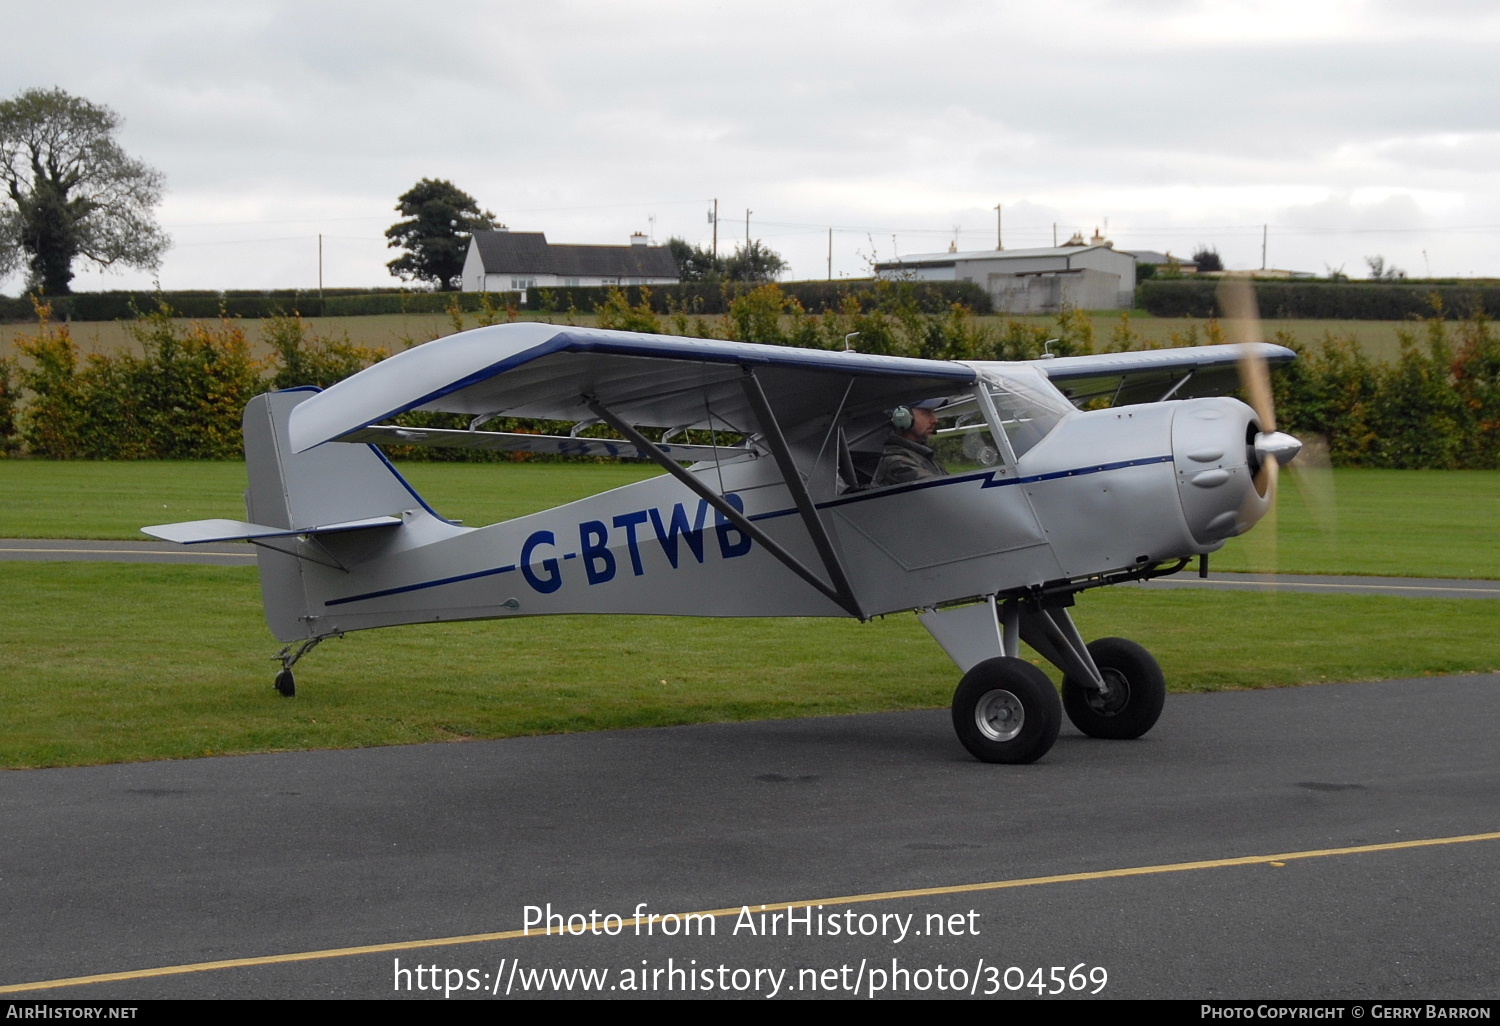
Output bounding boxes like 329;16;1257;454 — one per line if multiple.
873;398;949;486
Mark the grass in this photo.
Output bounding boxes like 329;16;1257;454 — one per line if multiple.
3;561;1497;768
3;461;1497;579
996;311;1423;363
0;460;664;539
1210;469;1500;579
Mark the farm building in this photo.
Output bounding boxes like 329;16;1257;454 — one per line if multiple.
875;241;1138;313
461;229;680;294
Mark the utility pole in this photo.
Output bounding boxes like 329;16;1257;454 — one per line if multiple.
1261;224;1268;271
318;233;323;311
994;203;1003;250
711;198;718;259
1053;223;1057;247
828;227;833;281
745;209;752;248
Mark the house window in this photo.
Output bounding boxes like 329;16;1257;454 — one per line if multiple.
600;277;619;287
510;277;535;289
564;278;581;287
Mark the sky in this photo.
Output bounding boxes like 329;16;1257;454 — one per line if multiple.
3;0;1498;294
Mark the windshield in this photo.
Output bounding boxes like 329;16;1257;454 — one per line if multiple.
972;365;1074;458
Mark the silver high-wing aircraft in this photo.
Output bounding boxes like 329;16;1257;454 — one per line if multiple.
145;322;1299;764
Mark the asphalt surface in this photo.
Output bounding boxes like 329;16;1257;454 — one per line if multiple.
2;676;1498;1001
4;538;1499;598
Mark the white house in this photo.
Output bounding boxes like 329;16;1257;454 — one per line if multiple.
461;229;680;294
875;243;1138;313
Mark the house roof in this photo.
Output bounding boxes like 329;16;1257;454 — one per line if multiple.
1118;250;1191;266
874;244;1126;269
471;231;679;278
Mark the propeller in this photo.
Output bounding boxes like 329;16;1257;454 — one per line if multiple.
1216;274;1336;567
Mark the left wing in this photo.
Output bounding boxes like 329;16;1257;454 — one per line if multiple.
288;323;975;454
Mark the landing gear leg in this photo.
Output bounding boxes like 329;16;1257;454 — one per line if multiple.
1061;638;1166;739
1019;604;1165;740
271;636;333;698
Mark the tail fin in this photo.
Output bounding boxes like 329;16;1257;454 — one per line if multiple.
243;389;433;641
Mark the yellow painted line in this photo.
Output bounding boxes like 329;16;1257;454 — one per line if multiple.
4;829;1499;995
0;547;254;558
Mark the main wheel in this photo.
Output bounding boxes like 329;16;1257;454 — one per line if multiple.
1062;637;1165;740
274;669;296;698
951;657;1061;764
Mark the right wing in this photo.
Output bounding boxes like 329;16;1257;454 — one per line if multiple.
1034;342;1295;407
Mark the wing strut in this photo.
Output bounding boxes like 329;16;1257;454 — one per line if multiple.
738;368;864;619
585;394;865;619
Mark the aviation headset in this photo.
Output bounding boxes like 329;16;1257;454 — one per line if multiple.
891;398;944;431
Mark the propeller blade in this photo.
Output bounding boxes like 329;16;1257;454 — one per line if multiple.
1219;273;1276;432
1289;431;1337;538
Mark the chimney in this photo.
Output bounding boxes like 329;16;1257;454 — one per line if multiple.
630;232;648;247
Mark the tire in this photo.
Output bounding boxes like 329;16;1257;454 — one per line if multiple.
274;669;296;698
1062;637;1165;740
951;657;1062;764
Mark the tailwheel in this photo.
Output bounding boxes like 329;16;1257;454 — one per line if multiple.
271;635;331;699
1062;637;1165;740
951;657;1061;764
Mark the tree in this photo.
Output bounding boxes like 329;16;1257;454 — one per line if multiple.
0;88;168;295
1191;246;1223;273
385;179;495;291
666;236;722;282
722;239;787;283
1366;255;1406;281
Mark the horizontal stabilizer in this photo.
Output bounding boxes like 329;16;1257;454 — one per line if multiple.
141;516;402;545
337;423;757;464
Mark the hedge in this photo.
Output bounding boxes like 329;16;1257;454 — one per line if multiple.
0;289;521;323
1;280;991;323
530;279;992;316
1139;279;1500;320
7;287;1499;470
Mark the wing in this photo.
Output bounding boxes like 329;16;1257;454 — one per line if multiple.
286;324;977;621
1033;342;1295;408
288;323;975;454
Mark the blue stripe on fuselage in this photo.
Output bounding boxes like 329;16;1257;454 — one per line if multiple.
322;456;1174;607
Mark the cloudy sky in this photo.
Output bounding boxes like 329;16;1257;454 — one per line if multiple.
4;0;1498;293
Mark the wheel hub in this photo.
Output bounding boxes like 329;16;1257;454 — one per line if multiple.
1086;668;1130;716
974;688;1025;742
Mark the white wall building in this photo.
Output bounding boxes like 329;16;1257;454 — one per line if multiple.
875;243;1138;313
461;229;680;294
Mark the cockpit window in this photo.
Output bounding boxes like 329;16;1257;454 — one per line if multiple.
928;404;1002;472
975;366;1074;459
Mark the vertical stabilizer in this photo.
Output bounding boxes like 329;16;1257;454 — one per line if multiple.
243;389;424;641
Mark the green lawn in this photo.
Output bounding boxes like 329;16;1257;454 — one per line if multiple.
3;461;1496;579
0;460;663;539
3;561;1496;768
